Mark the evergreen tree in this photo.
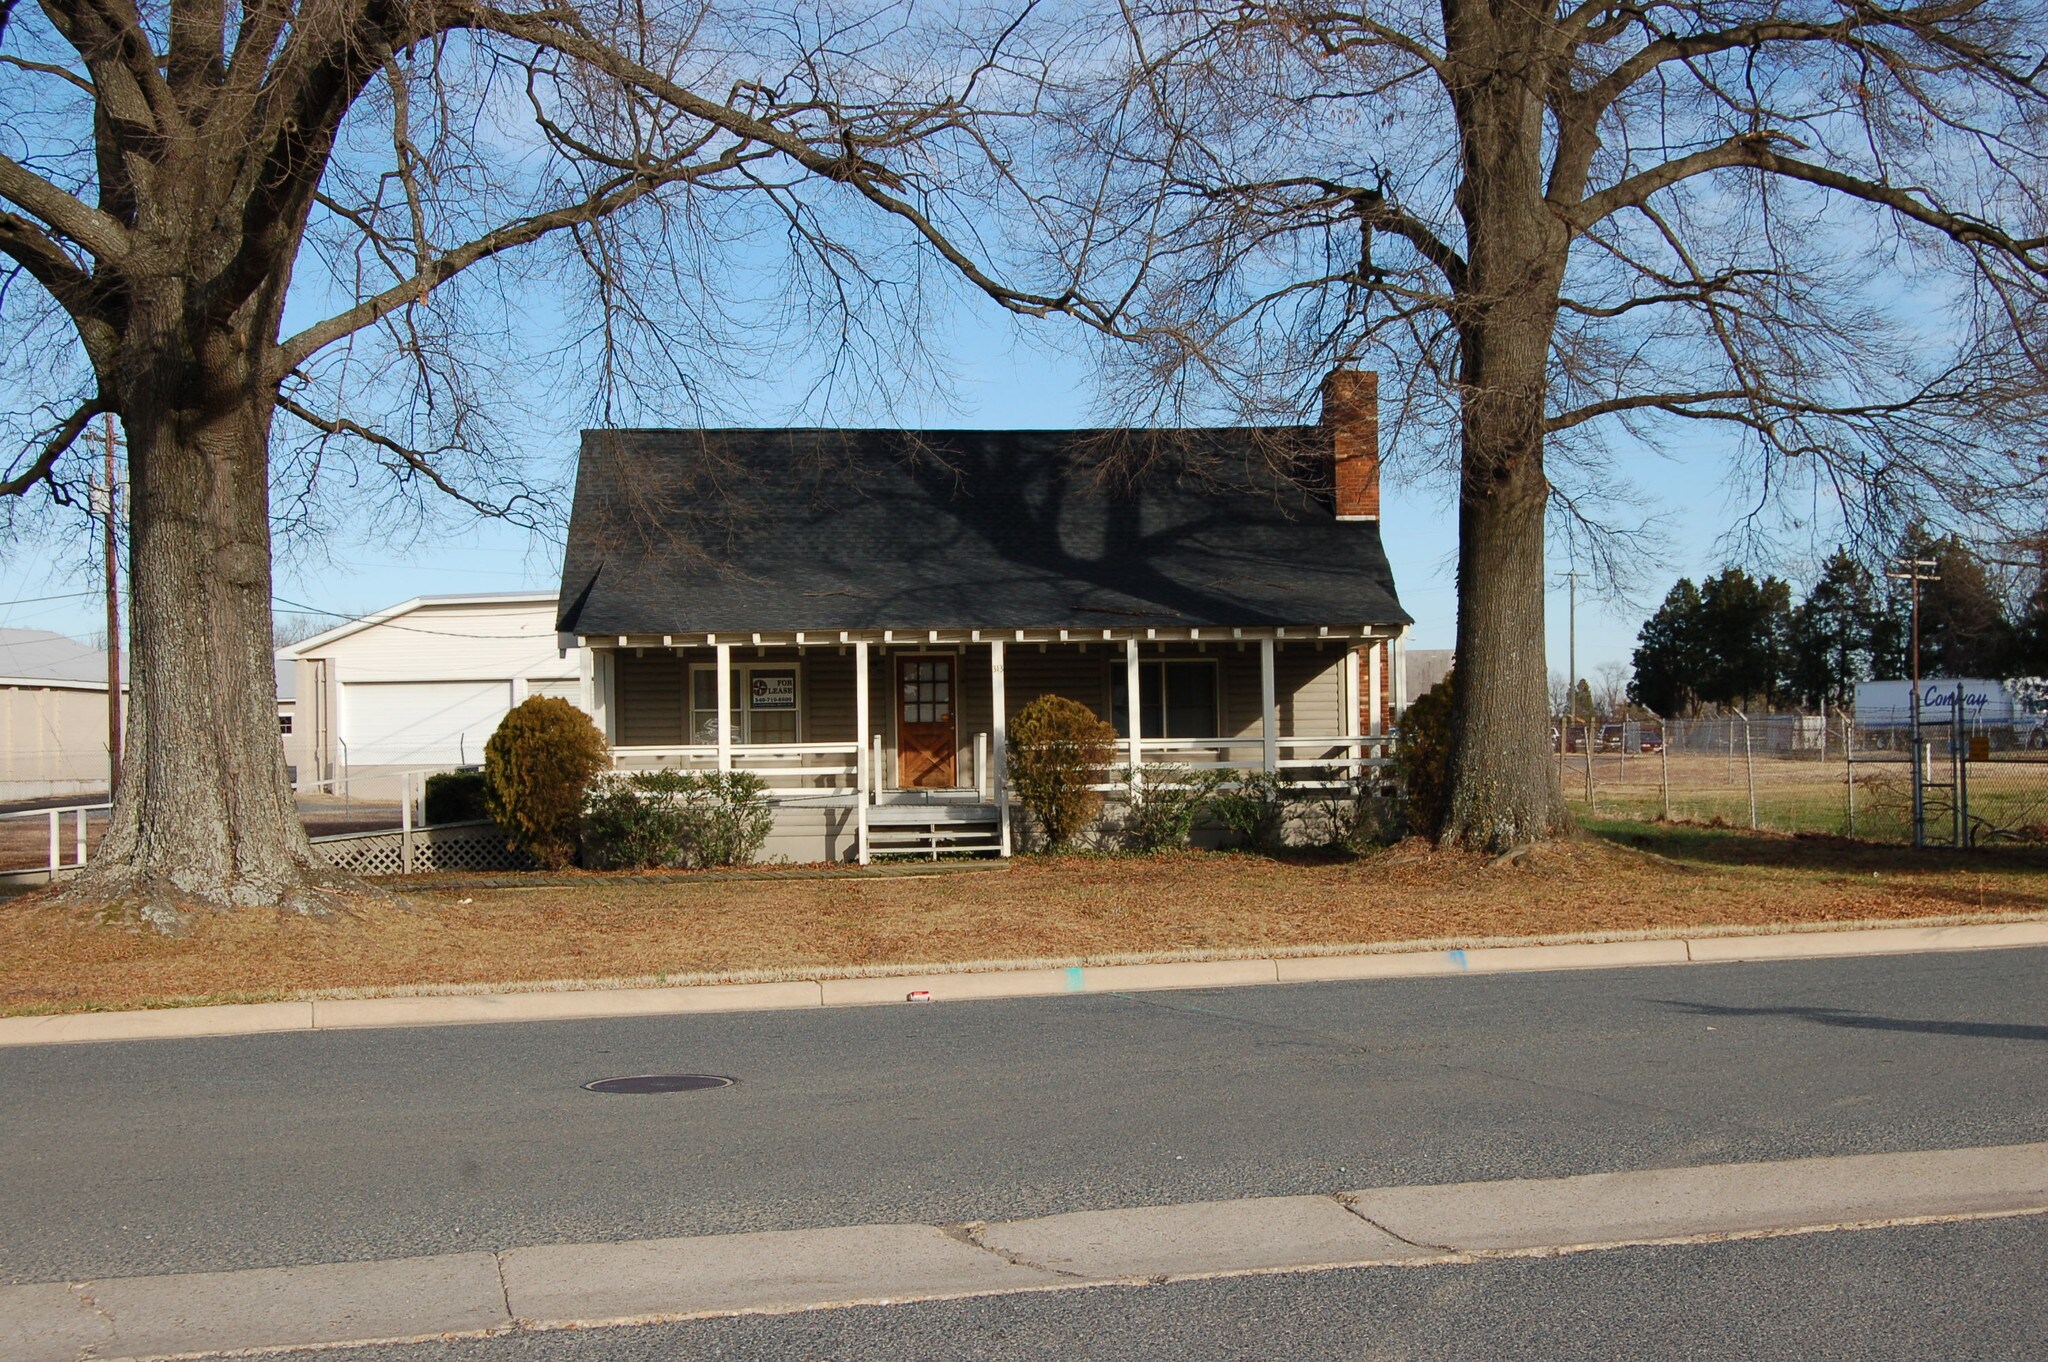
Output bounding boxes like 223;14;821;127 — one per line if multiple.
1629;579;1706;717
1696;568;1794;708
1787;550;1882;708
1895;527;2013;676
2013;536;2048;677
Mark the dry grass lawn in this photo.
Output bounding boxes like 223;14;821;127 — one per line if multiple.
3;821;2044;1017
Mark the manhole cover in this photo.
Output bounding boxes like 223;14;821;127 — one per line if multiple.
582;1074;736;1095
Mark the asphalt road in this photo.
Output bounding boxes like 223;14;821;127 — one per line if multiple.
242;1214;2048;1362
4;947;2045;1285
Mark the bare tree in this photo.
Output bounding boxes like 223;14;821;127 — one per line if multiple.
0;0;1085;924
1040;0;2048;849
1594;660;1630;720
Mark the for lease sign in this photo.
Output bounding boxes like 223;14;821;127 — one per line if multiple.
750;673;796;709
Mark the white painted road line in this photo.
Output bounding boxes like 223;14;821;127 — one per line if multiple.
4;1143;2044;1362
2;917;2045;1048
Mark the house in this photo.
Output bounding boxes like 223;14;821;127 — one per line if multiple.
1;628;297;804
1406;648;1454;704
0;628;126;802
280;593;580;798
555;370;1411;862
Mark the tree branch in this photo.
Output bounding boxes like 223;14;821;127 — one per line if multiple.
0;396;107;497
275;394;550;527
0;152;128;261
459;4;1104;327
274;156;748;374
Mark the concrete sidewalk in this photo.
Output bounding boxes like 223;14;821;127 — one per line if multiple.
3;915;2044;1048
7;1142;2044;1361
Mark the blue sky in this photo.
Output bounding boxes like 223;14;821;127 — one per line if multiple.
2;302;1782;684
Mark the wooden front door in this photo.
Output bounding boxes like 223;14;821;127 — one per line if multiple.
896;656;958;788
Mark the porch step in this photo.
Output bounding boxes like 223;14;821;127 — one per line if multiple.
864;803;1003;858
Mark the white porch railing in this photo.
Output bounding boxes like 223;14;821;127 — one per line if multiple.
0;801;109;877
1126;735;1395;781
611;742;863;802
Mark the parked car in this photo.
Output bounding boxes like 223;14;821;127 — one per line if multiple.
1597;723;1662;753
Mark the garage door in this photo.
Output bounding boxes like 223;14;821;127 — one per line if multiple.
341;681;513;766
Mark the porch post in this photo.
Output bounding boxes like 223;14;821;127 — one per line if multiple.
1342;645;1362;777
1124;636;1143;788
1366;640;1382;736
1260;635;1278;775
854;639;871;865
714;641;733;773
1391;626;1409;714
990;638;1011;856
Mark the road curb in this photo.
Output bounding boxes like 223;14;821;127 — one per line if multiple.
6;1142;2045;1360
3;918;2045;1048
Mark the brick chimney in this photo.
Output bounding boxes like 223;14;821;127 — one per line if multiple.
1320;369;1379;521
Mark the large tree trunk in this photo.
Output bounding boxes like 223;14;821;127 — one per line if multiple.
61;304;359;929
1439;371;1572;849
1435;8;1574;851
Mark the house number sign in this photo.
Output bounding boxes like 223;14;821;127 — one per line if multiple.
751;674;796;709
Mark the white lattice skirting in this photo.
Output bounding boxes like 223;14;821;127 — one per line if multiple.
309;821;533;876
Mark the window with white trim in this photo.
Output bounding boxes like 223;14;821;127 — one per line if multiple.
1110;660;1220;739
689;664;801;745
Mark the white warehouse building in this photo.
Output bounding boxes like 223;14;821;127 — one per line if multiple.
280;593;581;793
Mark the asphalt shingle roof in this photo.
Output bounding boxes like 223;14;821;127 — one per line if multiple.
556;427;1409;635
0;628;121;684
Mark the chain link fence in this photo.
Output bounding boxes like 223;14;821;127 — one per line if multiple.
1555;713;2048;846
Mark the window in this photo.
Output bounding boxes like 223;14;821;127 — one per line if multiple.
1110;660;1219;739
689;664;801;745
278;715;293;735
900;659;953;725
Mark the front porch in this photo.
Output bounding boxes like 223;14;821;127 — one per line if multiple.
577;625;1406;862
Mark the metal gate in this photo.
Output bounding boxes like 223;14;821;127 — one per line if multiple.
1911;685;2048;847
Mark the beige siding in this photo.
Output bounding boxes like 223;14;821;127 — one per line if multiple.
804;651;857;743
1005;645;1113;720
0;682;114;798
615;652;685;746
307;600;574;684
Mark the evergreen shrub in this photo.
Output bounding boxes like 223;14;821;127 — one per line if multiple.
584;770;694;869
423;770;489;825
1119;765;1221;852
686;771;776;867
1206;771;1294;851
1394;670;1454;839
583;769;775;869
483;696;610;869
1006;695;1118;850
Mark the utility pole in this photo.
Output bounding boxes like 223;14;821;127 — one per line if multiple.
1887;556;1939;847
1565;570;1582;774
98;414;123;797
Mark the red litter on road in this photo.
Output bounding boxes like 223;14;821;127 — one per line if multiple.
905;990;933;1003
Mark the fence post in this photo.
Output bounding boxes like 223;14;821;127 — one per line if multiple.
1844;712;1856;837
1660;725;1670;822
47;809;59;875
75;807;87;867
400;771;415;875
1583;720;1594;809
1953;682;1968;849
1737;709;1757;829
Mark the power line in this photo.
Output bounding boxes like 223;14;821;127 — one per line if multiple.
272;595;564;642
0;591;97;608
